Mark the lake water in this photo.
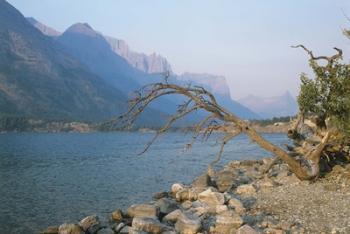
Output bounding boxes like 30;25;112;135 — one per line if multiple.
0;132;290;234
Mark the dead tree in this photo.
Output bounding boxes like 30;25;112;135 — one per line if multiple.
118;45;349;181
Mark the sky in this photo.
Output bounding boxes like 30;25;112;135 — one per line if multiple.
7;0;350;99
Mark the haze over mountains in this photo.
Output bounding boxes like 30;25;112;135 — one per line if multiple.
24;12;259;120
0;0;299;126
238;92;298;119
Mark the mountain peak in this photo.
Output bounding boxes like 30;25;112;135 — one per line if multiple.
238;91;298;118
26;17;61;37
65;23;98;37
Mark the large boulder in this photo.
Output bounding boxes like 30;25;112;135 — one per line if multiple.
174;212;201;234
155;198;178;215
58;223;84;234
212;211;243;233
78;215;100;234
111;209;123;222
127;204;159;218
163;209;182;222
132;217;164;234
198;188;225;208
192;173;211;189
175;188;198;202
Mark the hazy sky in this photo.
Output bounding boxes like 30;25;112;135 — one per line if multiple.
7;0;350;99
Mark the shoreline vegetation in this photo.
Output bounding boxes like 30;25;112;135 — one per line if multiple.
0;116;293;134
40;157;350;234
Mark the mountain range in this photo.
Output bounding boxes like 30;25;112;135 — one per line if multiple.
238;92;298;119
2;0;294;127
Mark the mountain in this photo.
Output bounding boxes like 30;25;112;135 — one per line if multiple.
56;23;144;93
105;36;172;74
176;73;259;119
27;17;259;120
56;23;182;116
0;0;127;121
238;91;298;119
26;17;61;37
0;0;167;125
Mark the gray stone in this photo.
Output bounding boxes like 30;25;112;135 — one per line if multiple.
58;223;84;234
198;188;225;207
215;205;228;214
78;215;100;234
192;173;211;189
155;198;178;214
132;217;164;234
175;213;201;234
119;225;130;234
127;204;159;218
111;209;123;222
181;200;192;210
228;197;246;215
171;183;184;194
113;222;126;233
163;209;182;222
175;188;198;202
214;170;236;192
213;211;243;233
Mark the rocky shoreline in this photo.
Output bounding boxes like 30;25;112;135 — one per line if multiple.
41;158;350;234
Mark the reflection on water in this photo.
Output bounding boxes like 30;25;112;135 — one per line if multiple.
0;132;290;234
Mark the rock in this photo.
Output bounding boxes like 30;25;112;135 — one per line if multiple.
41;226;59;234
163;209;182;222
78;215;100;234
175;212;201;234
181;200;192;210
192;173;211;189
58;223;84;234
119;225;130;234
257;177;275;189
214;170;236;192
236;184;256;195
153;191;168;200
192;205;209;217
213;211;243;233
236;175;253;186
237;224;259;234
176;188;198;202
228;198;246;215
155;198;178;214
198;188;225;207
127;204;159;218
96;228;114;234
132;217;164;234
113;222;126;233
215;205;228;214
171;183;184;194
111;209;123;221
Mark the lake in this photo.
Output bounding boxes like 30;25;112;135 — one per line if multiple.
0;132;290;234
